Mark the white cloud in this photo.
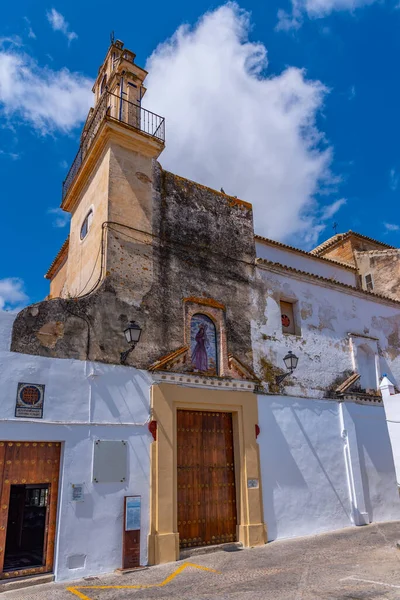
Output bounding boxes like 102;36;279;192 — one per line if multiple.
389;167;399;191
383;222;400;232
276;0;377;30
0;278;28;312
0;39;92;134
0;150;20;160
320;197;346;220
46;8;77;43
48;207;70;228
145;3;339;245
24;17;36;40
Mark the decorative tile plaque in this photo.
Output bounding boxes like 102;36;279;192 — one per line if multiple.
15;383;45;418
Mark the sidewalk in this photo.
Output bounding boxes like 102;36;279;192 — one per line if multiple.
2;522;400;599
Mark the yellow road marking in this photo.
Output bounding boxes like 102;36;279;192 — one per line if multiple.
67;562;220;599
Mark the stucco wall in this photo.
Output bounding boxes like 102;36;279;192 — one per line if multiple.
255;241;356;286
66;147;110;298
0;313;152;581
253;265;400;397
258;395;400;541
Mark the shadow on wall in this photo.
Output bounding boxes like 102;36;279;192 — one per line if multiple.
258;402;308;540
348;403;400;523
258;398;351;542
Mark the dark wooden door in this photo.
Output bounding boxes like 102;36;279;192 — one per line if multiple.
0;442;60;579
177;410;237;549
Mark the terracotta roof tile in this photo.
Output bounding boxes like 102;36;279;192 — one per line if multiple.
255;234;356;271
256;257;400;305
45;237;69;280
311;231;395;256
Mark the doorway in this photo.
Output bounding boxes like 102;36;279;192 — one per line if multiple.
0;441;61;579
177;410;237;548
4;485;49;572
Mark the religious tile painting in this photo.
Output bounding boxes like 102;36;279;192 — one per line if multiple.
190;314;218;376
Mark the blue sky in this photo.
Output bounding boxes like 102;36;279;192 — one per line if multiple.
1;0;400;308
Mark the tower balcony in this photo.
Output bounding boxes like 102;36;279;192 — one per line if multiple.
62;92;165;201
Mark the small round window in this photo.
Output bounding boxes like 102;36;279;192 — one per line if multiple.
80;209;93;240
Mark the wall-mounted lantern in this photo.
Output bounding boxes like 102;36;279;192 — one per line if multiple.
275;351;299;385
120;321;142;365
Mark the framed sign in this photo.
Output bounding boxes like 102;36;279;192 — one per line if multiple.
125;496;141;531
123;496;141;569
71;484;85;502
15;383;45;418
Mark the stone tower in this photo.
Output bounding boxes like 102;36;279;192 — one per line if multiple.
47;39;165;300
12;40;256;373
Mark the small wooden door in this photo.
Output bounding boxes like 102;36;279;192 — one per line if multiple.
0;442;61;579
177;410;237;549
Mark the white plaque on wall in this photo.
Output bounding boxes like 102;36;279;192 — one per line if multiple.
93;440;127;483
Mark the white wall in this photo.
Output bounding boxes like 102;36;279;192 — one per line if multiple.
258;394;400;542
252;266;400;398
255;241;356;286
345;402;400;523
0;312;152;581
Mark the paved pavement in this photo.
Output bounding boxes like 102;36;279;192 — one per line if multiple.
3;522;400;599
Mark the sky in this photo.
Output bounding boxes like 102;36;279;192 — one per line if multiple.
1;0;400;309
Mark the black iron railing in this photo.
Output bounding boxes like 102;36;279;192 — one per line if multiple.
62;92;165;200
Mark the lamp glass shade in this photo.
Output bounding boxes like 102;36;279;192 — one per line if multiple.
124;321;142;344
283;351;298;372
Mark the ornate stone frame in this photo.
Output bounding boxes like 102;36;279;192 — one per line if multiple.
148;383;266;565
183;297;229;376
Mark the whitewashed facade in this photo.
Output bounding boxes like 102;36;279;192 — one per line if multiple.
254;237;400;540
0;313;152;582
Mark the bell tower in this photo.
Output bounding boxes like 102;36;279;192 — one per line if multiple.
46;39;165;300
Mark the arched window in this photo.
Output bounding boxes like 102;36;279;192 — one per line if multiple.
100;74;107;95
190;314;218;375
80;209;93;240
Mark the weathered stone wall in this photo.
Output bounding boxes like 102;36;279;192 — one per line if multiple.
12;161;256;369
355;250;400;301
252;262;400;397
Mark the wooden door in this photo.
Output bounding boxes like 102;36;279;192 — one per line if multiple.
0;442;61;579
177;410;237;549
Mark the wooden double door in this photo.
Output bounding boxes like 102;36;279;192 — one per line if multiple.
0;442;61;579
177;410;237;548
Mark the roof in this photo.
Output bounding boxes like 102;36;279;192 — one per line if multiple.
256;257;400;305
45;237;69;280
311;231;395;256
255;234;356;271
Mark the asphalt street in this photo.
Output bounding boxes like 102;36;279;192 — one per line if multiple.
2;521;400;600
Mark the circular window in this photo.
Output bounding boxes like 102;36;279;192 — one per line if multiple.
80;209;93;240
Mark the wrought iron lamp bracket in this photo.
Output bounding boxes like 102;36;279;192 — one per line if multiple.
275;369;294;385
120;343;137;365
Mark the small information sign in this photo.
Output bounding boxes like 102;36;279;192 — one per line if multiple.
15;383;45;419
247;478;259;489
71;484;85;502
123;496;141;569
125;496;141;531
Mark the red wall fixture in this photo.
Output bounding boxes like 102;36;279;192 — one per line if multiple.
255;424;260;439
148;420;157;441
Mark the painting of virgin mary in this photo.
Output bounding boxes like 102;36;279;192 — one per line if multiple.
190;314;218;375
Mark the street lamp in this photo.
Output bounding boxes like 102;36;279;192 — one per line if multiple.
120;321;142;365
275;351;299;385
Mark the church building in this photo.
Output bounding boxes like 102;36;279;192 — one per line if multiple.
1;39;400;583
